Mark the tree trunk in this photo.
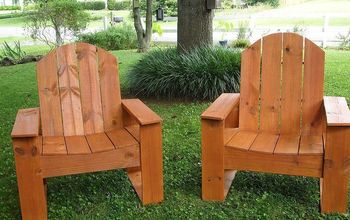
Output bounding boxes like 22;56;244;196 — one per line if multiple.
133;0;153;52
177;0;214;52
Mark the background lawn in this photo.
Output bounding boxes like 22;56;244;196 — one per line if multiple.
0;48;350;219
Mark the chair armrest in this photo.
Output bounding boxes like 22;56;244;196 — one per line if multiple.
11;108;40;138
324;96;350;126
122;99;162;126
201;93;240;120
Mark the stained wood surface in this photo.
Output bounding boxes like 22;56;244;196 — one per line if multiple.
106;128;139;148
11;108;40;138
122;99;162;125
249;133;279;153
299;135;323;155
224;128;239;145
37;50;63;136
274;135;299;154
65;136;91;155
302;39;325;135
43;136;67;155
201;93;240;120
324;96;350;126
85;132;115;153
226;130;257;150
280;33;303;134
125;125;140;142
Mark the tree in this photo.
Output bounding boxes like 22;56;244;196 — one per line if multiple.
177;0;214;51
133;0;153;52
25;0;90;47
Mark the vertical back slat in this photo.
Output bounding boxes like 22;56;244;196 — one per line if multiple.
97;48;123;131
37;51;63;136
57;44;84;136
239;40;261;131
302;39;325;135
280;33;303;134
77;43;104;134
260;33;283;133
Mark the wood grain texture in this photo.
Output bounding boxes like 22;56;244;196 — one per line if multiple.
122;99;162;125
65;136;91;155
225;146;323;177
11;108;40;138
274;135;300;155
125;125;140;142
239;40;261;131
324;96;350;126
226;130;257;150
280;33;303;134
302;39;325;135
202;119;225;201
321;126;350;213
260;33;283;133
97;47;123;131
225;102;239;128
85;132;115;153
249;133;279;153
139;123;164;204
201;93;240;120
37;50;63;136
42;136;67;155
106;129;139;148
77;43;104;134
13;137;47;220
224;128;239;145
57;44;84;136
224;170;237;198
41;145;140;178
299;135;323;155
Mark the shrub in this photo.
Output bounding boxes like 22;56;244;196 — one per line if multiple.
0;5;20;10
107;0;131;10
140;0;177;17
78;23;137;50
337;29;350;50
128;46;241;100
246;0;279;7
231;39;250;48
80;1;105;10
0;41;26;64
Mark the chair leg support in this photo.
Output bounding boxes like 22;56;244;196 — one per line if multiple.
321;127;350;213
13;137;47;220
202;119;225;201
138;123;164;205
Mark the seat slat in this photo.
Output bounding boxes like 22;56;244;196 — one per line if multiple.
86;133;115;153
239;40;261;131
37;51;63;136
57;44;84;136
260;33;283;133
249;133;279;153
299;135;323;155
302;39;325;135
77;43;104;134
43;136;67;155
224;128;239;145
280;33;303;134
97;48;123;131
106;129;139;148
226;130;257;150
125;125;140;142
274;135;300;155
65;136;91;155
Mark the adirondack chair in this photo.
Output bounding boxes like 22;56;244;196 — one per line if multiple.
201;33;350;213
11;43;163;219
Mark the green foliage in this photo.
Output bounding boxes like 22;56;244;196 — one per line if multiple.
80;1;105;10
107;0;131;10
0;12;29;19
337;29;350;50
246;0;280;7
237;21;252;40
140;0;177;17
152;22;164;36
128;46;241;100
231;39;250;48
222;0;234;9
78;23;137;50
0;41;26;64
25;0;90;47
0;5;21;10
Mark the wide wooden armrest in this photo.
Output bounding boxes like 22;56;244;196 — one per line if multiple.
11;108;40;138
201;93;240;120
324;96;350;126
122;99;162;125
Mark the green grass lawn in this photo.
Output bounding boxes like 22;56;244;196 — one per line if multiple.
0;48;350;219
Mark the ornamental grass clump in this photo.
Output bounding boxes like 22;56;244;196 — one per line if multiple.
128;46;241;100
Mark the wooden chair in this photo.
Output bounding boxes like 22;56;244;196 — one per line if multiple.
11;43;163;219
201;33;350;213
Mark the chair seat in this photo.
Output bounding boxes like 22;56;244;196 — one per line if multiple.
42;127;139;156
224;128;323;155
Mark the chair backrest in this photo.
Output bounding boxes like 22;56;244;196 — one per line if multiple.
239;33;326;135
37;43;122;137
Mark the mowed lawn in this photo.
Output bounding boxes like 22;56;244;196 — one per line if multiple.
0;49;350;219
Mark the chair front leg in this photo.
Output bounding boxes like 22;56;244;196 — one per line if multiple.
13;137;47;220
321;126;350;213
202;119;225;201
